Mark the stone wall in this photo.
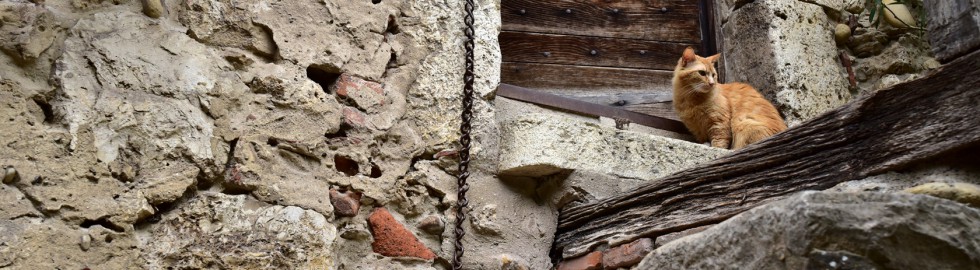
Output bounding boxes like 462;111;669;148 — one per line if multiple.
0;0;513;268
0;1;723;268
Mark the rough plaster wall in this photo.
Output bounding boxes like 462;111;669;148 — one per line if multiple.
0;0;525;269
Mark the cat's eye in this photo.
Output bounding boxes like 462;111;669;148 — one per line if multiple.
697;70;707;76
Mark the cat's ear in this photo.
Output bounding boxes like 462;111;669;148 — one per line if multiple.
706;54;721;63
682;47;697;66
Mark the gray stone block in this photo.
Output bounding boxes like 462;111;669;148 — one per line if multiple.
498;113;727;180
722;0;852;126
638;191;980;269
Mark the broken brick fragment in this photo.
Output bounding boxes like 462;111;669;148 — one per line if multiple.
602;238;654;269
342;106;367;128
331;73;386;109
557;251;602;270
367;208;436;260
329;189;361;217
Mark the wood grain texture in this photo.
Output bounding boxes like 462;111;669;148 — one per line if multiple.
553;49;980;258
540;90;681;121
497;84;689;134
501;0;701;43
926;0;980;62
709;0;726;82
500;31;693;70
501;62;673;92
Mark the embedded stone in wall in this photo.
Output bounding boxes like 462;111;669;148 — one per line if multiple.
0;1;57;63
342;106;369;129
416;214;444;235
852;34;938;92
722;0;851;126
177;0;278;58
367;207;436;260
331;73;387;111
848;28;890;58
330;188;362;217
141;192;338;269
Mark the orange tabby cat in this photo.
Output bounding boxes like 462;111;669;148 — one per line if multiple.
672;47;786;150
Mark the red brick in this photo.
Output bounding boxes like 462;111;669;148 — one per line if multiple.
433;149;458;159
342;106;367;128
602;238;654;269
329;189;361;217
367;208;436;260
331;73;386;108
558;251;602;270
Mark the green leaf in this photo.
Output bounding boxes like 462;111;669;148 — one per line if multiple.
868;0;878;25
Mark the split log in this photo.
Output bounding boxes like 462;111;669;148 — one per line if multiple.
553;49;980;258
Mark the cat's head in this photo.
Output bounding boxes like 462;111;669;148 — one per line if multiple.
675;47;720;93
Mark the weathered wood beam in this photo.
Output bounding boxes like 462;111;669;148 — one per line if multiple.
553;49;980;258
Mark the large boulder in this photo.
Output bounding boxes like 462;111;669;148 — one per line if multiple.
638;191;980;269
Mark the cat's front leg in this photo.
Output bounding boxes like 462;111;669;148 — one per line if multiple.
708;124;732;149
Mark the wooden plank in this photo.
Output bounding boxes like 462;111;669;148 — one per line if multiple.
501;0;701;43
553;49;980;258
697;0;717;56
497;84;689;134
540;90;681;121
710;0;726;82
501;62;673;92
925;0;980;62
500;31;692;70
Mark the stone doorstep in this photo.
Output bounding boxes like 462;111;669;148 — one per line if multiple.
497;113;728;181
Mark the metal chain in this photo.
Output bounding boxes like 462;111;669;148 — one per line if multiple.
452;0;475;268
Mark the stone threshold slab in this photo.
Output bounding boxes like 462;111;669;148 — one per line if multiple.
498;113;728;180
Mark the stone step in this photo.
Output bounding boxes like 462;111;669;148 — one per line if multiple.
497;108;728;182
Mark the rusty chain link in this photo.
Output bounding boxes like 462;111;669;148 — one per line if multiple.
452;0;475;268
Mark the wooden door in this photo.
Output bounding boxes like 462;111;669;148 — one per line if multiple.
500;0;716;121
